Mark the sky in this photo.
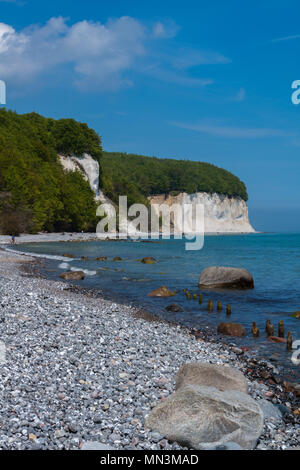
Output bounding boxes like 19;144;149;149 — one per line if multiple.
0;0;300;232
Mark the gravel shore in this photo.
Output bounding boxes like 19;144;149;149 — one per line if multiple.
0;248;299;450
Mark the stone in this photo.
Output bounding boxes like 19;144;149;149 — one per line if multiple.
141;257;157;264
267;336;286;343
217;322;246;337
59;271;85;281
147;286;174;297
198;266;254;289
95;256;107;261
81;441;115;450
257;399;282;422
283;381;300;397
175;363;248;394
291;311;300;319
145;384;263;450
207;441;243;450
113;257;122;261
165;304;183;313
0;341;6;364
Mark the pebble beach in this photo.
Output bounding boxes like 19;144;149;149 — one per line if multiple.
0;248;299;451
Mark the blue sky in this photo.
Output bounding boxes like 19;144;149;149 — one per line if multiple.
0;0;300;231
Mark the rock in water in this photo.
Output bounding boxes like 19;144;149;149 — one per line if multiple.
165;304;184;313
59;271;85;281
141;257;157;264
148;286;174;297
217;322;246;337
145;384;263;450
267;336;286;343
198;266;254;289
175;363;248;394
291;311;300;319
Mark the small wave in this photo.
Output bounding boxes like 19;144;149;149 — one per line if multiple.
59;262;70;269
70;266;97;276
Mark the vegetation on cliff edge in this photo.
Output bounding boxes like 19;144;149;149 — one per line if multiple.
0;108;248;234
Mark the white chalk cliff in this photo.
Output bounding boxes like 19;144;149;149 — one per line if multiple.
59;153;255;233
149;193;255;233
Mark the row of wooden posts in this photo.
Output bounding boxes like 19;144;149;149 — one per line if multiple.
183;290;293;351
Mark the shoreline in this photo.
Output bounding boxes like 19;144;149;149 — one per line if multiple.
0;230;261;246
0;248;299;450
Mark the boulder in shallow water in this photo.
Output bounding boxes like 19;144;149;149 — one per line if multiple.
60;271;85;281
291;311;300;319
145;384;263;450
141;257;157;264
198;266;254;289
165;303;184;313
148;286;174;297
267;336;286;343
217;322;246;337
175;363;248;394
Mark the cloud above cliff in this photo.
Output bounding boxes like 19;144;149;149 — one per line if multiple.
0;16;229;92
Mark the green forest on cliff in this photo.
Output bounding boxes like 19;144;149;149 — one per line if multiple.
0;108;248;233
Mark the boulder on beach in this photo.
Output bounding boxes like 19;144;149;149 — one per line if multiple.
148;286;174;297
113;256;122;261
165;303;184;313
198;266;254;289
95;256;107;261
61;253;74;258
145;384;263;450
60;271;85;281
217;322;246;337
141;257;157;264
175;363;248;394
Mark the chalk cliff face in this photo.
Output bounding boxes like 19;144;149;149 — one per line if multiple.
149;192;255;233
59;154;255;233
59;153;101;198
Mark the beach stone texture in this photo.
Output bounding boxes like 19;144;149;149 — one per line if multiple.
81;441;116;450
175;363;248;394
146;384;264;450
198;266;254;289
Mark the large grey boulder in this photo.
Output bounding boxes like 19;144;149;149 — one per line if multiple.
176;363;248;394
257;399;283;422
198;266;254;289
145;384;263;450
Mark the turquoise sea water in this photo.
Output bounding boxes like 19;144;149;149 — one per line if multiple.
13;233;300;381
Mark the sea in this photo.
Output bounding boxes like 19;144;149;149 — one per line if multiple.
11;232;300;382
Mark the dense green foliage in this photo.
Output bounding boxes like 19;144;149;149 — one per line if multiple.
101;152;248;205
0;108;101;233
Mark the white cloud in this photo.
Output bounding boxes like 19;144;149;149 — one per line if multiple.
152;20;180;39
0;16;229;92
171;121;295;138
233;87;245;102
270;34;300;43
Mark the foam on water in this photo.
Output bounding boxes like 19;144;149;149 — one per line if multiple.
1;246;76;262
